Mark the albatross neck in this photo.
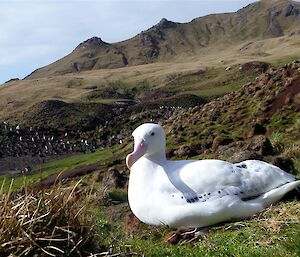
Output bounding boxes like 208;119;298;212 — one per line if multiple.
145;149;167;165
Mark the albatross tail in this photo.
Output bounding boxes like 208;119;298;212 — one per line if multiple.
260;180;300;206
229;180;300;219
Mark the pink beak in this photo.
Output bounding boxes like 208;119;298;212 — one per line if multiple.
126;139;147;170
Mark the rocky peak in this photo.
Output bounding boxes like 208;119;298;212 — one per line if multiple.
4;78;20;84
76;36;107;50
155;18;177;29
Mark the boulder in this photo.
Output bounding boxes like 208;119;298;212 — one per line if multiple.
212;136;233;152
248;123;266;137
227;149;262;163
269;157;297;175
247;135;274;156
174;145;198;158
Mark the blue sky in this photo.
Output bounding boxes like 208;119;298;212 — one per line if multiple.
0;0;259;84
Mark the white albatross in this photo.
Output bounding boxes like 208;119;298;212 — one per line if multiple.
126;123;300;228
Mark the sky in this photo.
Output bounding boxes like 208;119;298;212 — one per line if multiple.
0;0;260;84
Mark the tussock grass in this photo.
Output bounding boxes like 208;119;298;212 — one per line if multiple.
106;189;128;205
0;180;95;256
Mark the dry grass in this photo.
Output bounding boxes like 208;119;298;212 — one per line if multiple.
255;201;300;234
284;144;300;159
1;34;300;122
0;180;95;256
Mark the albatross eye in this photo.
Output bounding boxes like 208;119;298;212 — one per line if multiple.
150;132;155;136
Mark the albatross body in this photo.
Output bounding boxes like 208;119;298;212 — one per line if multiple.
126;123;300;228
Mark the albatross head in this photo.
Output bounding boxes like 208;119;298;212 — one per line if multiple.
126;123;166;169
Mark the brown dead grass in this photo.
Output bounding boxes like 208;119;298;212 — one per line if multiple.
256;201;300;234
0;180;95;256
1;34;300;122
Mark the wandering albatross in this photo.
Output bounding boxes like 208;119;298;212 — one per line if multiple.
126;123;300;228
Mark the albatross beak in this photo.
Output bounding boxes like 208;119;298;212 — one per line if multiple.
126;139;147;170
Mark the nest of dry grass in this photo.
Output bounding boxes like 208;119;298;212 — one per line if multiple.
0;180;95;256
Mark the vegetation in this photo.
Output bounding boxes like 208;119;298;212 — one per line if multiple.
1;174;299;256
106;189;128;204
0;147;115;192
0;181;97;256
2;177;298;256
83;191;300;257
1;1;300;253
164;66;258;99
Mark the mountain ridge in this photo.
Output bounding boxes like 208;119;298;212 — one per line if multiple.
26;0;300;79
1;0;300;126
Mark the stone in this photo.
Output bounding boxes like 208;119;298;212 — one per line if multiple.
211;135;233;152
174;145;198;158
270;157;297;175
211;135;222;152
100;168;127;189
202;136;214;150
227;149;262;163
248;123;266;137
294;92;300;104
247;135;274;156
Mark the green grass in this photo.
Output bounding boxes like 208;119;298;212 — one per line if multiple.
106;79;150;99
106;189;128;204
191;83;241;98
0;147;115;192
34;147;114;172
87;201;300;257
165;66;258;99
275;55;300;67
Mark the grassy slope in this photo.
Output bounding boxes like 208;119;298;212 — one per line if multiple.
91;201;300;256
1;34;300;122
1;114;297;255
1;59;300;256
163;66;259;98
0;147;116;192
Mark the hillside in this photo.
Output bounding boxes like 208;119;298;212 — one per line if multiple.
26;0;300;79
0;60;299;256
1;0;300;255
0;0;300;173
0;0;300;128
1;60;299;177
